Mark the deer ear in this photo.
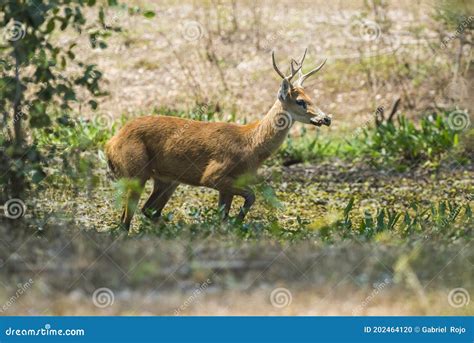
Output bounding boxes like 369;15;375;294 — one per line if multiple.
278;79;291;102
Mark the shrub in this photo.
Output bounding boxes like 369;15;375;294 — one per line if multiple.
360;111;462;169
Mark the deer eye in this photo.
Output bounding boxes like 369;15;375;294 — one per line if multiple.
296;99;307;109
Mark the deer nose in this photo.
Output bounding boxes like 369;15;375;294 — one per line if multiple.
323;117;331;126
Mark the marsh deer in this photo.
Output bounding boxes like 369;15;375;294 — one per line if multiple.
105;49;331;230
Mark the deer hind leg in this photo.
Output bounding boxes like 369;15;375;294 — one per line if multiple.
121;179;146;231
142;179;179;220
116;141;151;231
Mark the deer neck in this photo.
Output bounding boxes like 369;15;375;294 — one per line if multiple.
249;100;292;159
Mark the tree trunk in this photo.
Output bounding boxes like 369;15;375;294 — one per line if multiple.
11;42;25;197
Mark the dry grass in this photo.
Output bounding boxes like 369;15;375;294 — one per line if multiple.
61;0;472;133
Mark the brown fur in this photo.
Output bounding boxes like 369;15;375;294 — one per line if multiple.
106;69;330;230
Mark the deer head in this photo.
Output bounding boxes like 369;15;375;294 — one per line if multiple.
272;48;331;127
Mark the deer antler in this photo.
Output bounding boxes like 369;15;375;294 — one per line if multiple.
272;50;302;82
296;48;307;68
294;58;327;87
289;48;327;87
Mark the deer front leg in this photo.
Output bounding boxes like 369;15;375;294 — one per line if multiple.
218;191;234;219
236;187;255;221
215;178;255;221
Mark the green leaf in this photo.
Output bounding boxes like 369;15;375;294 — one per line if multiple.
344;198;354;217
99;7;105;23
46;19;56;33
32;170;47;183
143;10;156;18
89;100;98;110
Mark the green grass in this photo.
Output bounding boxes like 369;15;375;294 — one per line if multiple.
276;127;351;165
313;198;472;243
276;109;469;169
123;197;472;243
32;113;118;188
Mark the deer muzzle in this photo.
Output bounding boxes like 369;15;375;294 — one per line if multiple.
310;115;331;127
